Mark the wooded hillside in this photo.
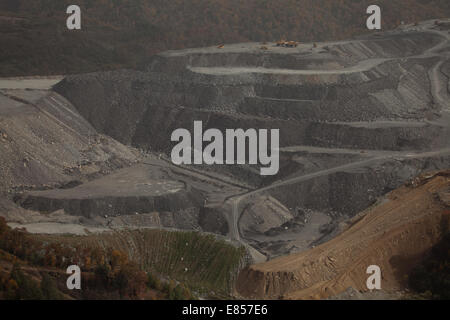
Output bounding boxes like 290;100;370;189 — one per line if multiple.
1;0;449;76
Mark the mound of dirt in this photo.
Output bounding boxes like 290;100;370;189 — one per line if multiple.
0;88;139;195
236;170;450;299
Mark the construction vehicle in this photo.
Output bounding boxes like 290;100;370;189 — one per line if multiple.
276;40;298;48
286;41;298;48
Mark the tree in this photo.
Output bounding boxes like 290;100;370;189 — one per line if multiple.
147;272;161;290
41;273;63;300
110;249;128;268
114;263;147;298
10;265;43;300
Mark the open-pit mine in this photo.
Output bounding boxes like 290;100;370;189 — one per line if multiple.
1;19;449;299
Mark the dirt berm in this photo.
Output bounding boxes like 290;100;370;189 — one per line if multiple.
236;170;450;299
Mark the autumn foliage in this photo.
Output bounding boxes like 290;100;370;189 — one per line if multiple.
0;217;188;299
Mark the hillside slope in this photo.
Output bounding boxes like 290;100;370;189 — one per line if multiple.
1;217;244;299
0;87;138;195
236;171;450;299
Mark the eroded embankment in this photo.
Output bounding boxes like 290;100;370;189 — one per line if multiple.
0;89;138;194
236;171;450;299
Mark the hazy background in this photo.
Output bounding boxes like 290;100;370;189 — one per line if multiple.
1;0;450;76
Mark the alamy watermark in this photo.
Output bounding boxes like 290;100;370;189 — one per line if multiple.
65;5;381;32
171;121;280;176
66;265;81;290
367;5;381;30
366;265;381;290
66;5;81;30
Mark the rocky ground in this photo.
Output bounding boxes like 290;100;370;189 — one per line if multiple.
236;170;450;299
1;19;449;299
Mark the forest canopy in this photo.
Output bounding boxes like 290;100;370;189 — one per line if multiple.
1;0;449;75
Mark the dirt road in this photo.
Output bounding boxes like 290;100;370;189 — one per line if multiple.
223;21;450;263
0;77;63;89
228;147;450;262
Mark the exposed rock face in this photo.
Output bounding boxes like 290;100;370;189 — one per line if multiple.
2;20;449;287
0;88;138;194
236;171;450;299
49;20;450;261
267;155;450;216
54;26;450;156
241;196;293;235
